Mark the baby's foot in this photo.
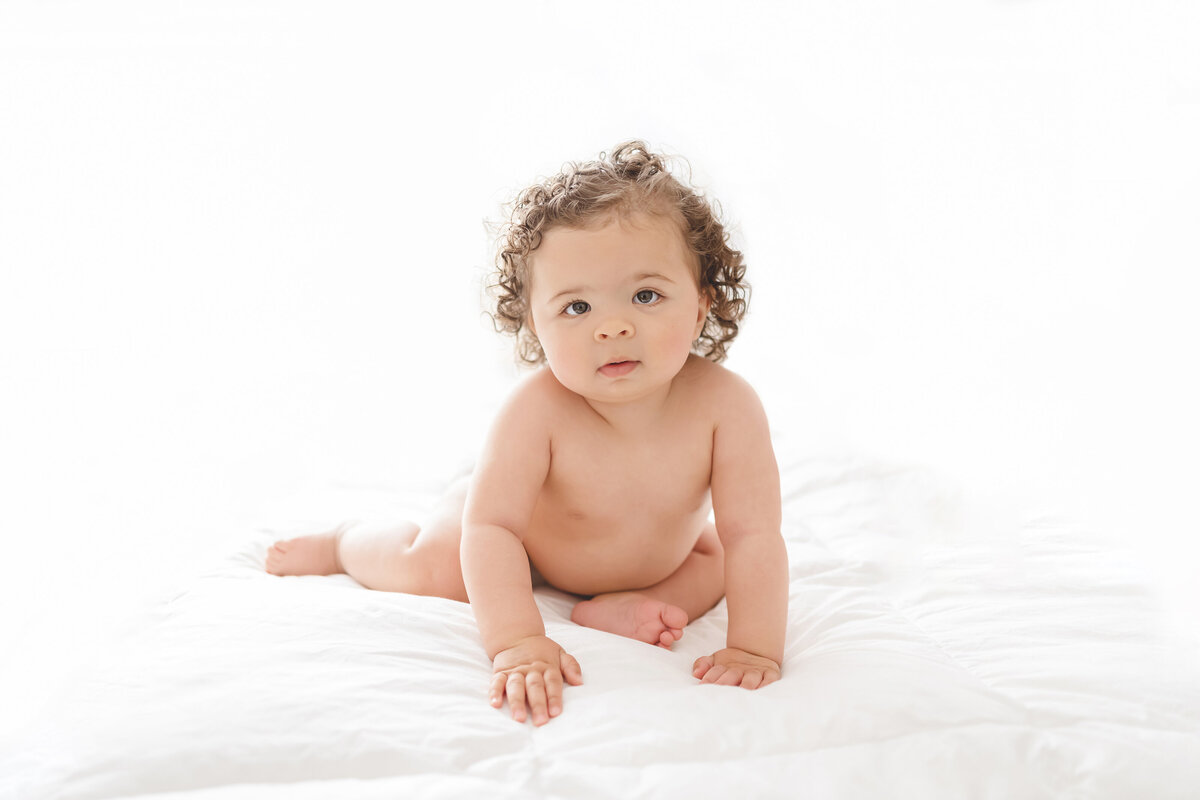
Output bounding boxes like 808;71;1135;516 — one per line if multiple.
265;530;343;576
570;592;688;649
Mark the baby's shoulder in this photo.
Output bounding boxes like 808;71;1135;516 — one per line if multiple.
483;368;569;447
501;366;574;418
676;355;760;412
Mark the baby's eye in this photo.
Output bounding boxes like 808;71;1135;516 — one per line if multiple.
634;289;661;305
563;300;590;316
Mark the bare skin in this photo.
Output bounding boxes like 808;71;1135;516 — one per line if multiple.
268;213;788;727
265;474;718;649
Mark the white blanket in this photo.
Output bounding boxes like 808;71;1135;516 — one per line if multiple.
4;452;1199;799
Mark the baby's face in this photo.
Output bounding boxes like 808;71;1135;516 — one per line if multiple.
527;213;709;404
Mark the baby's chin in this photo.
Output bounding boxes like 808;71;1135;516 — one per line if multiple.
582;379;676;408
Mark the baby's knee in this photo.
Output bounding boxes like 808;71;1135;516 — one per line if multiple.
695;522;723;559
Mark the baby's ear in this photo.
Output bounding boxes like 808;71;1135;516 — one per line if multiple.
694;291;712;336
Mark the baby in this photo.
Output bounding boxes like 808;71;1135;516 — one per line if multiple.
266;141;787;726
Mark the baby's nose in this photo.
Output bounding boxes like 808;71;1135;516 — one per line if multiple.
595;318;634;340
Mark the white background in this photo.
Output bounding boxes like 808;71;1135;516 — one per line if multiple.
2;1;1197;724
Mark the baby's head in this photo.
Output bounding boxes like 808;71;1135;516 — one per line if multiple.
488;140;749;366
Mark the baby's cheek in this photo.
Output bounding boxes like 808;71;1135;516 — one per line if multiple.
544;347;585;389
677;322;701;350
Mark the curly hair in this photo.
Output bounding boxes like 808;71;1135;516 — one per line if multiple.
486;140;750;366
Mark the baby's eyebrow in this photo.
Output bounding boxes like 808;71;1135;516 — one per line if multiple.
547;272;676;304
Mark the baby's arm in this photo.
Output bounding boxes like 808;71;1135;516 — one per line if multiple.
694;375;788;688
460;379;582;725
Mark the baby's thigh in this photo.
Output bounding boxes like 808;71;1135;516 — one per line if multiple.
405;475;471;600
424;472;547;591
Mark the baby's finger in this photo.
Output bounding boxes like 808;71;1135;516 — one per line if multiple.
543;668;564;717
701;664;727;684
741;670;764;690
489;673;507;708
506;673;527;723
525;671;549;726
559;651;584;685
716;667;743;686
759;669;781;689
693;655;714;679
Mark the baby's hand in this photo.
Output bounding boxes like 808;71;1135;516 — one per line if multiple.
490;635;583;726
693;647;781;689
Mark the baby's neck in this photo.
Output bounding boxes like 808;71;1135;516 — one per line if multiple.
580;383;676;435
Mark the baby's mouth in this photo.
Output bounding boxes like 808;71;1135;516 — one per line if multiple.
598;359;640;376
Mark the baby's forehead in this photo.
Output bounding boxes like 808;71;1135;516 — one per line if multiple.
530;217;698;290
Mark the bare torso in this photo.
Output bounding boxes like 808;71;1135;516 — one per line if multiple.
520;355;721;596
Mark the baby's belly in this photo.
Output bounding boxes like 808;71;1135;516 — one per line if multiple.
521;507;709;596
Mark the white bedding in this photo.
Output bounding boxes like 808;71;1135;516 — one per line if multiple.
4;451;1199;800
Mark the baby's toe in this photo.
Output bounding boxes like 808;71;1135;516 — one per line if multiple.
661;604;688;631
265;543;286;571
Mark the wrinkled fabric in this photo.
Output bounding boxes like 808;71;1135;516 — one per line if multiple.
3;453;1198;800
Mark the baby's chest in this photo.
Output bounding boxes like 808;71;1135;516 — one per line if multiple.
546;423;713;518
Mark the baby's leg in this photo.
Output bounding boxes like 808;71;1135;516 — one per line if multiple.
265;476;470;603
571;522;725;648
